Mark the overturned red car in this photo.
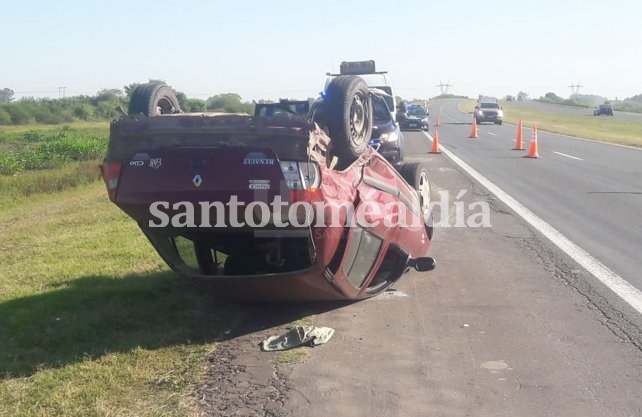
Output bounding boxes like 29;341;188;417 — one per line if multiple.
101;78;435;301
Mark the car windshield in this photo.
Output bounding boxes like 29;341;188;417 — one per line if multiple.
480;102;500;109
407;107;426;117
255;102;308;117
372;95;393;123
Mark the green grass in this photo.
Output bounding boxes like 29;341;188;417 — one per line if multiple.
458;99;642;147
0;125;108;175
0;159;103;199
274;349;309;365
0;183;248;416
0;122;109;142
0;122;110;196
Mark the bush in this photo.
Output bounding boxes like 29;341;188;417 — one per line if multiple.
183;98;207;112
0;160;102;197
39;137;106;161
0;152;23;175
5;104;35;124
19;148;69;170
23;130;46;142
33;107;74;124
0;109;11;125
0;127;108;175
73;103;95;121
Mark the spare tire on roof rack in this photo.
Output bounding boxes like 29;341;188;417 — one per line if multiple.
128;83;181;116
317;75;373;169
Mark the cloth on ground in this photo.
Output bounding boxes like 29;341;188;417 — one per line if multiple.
260;326;335;351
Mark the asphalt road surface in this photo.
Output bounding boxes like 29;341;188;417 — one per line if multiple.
203;111;642;416
509;99;642;123
429;100;642;293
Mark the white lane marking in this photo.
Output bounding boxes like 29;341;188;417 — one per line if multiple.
487;132;497;136
423;131;642;316
553;151;583;161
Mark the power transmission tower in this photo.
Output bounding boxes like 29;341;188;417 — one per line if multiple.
58;86;67;98
436;81;453;95
568;82;583;95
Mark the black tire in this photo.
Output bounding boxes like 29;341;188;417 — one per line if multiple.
323;75;373;167
399;161;433;240
496;121;503;125
128;83;181;116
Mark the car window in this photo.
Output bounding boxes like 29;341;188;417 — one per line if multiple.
373;96;392;122
407;107;426;117
480;102;500;109
342;226;383;288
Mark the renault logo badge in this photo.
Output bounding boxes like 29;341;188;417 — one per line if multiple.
192;174;203;188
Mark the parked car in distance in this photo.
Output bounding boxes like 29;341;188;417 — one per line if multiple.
593;103;614;116
474;100;504;125
399;104;429;131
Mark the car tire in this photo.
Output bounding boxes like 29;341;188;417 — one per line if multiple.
128;83;181;116
323;75;373;168
496;121;503;125
399;161;433;240
395;133;406;166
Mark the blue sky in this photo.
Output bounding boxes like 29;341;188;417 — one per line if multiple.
2;0;640;101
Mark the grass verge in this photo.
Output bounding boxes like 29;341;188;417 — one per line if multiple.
0;122;109;142
0;159;102;199
458;100;642;147
0;183;247;417
0;122;110;197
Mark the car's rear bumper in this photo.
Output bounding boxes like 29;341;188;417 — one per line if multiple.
400;120;429;130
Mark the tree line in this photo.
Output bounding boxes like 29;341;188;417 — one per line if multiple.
0;81;261;125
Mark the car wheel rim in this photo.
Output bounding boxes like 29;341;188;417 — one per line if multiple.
156;97;175;115
349;93;368;147
418;172;430;213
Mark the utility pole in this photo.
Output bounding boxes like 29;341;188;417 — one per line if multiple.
568;82;583;96
436;81;453;95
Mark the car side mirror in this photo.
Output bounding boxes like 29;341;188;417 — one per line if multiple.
408;257;436;272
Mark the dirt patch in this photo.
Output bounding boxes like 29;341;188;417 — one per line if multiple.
198;302;347;416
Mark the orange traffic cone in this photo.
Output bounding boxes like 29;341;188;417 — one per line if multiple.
513;119;524;150
469;115;478;139
525;124;540;158
430;128;441;154
435;116;441;127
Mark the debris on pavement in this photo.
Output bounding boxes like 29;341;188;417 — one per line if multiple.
260;326;335;351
